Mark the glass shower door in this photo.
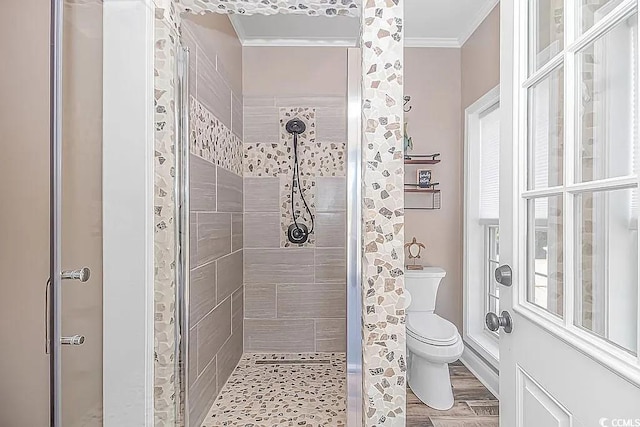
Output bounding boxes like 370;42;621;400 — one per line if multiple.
50;0;104;425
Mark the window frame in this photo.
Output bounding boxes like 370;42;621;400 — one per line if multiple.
464;85;501;369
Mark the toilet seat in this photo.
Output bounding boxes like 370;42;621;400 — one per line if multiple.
407;313;459;346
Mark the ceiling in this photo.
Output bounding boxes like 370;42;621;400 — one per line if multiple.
230;0;499;48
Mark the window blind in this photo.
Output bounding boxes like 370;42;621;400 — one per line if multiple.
479;104;501;220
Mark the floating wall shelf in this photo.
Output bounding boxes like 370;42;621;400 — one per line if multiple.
404;159;441;165
405;188;441;193
404;153;442;210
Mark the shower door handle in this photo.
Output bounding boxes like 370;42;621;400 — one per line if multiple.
60;335;85;346
61;267;91;282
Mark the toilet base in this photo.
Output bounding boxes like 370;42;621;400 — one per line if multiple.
408;352;454;411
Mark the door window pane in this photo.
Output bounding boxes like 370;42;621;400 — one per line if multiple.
576;13;638;183
528;66;565;190
529;0;564;73
486;226;500;327
579;0;625;35
527;196;564;317
575;189;638;354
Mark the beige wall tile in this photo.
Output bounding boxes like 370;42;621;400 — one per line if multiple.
196;212;231;266
315;212;346;248
232;287;244;334
244;283;276;319
190;154;217;212
232;213;243;251
315;247;346;284
244;319;315;352
316;104;347;143
315;318;346;352
244;177;280;212
216;327;242;392
188;327;198;388
243;105;280;144
190;261;216;325
217;167;243;213
244;248;314;284
244;212;280;248
276;283;346;319
316;177;346;212
197;47;232;129
190;213;198;266
182;13;243;96
188;355;217;427
232;93;243;138
197;298;232;373
217;250;243;303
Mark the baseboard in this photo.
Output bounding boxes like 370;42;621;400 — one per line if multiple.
460;347;500;399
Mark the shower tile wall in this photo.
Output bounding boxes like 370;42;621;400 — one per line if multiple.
182;16;244;427
243;95;347;352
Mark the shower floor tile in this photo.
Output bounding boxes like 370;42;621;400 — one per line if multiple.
201;353;346;427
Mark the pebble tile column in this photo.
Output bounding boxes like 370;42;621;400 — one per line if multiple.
154;4;179;426
361;0;406;425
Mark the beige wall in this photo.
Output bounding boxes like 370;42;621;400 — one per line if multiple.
242;47;348;353
183;13;243;96
462;6;501;109
404;47;463;329
243;47;347;97
404;5;500;331
182;14;245;427
0;1;51;425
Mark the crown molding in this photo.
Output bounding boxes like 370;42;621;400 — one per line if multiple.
228;14;248;44
458;0;499;46
405;37;461;48
241;38;358;47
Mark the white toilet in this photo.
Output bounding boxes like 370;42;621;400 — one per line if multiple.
405;267;464;410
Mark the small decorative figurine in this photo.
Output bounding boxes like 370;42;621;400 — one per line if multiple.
405;237;426;270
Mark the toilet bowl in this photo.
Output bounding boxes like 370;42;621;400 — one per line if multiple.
405;268;464;410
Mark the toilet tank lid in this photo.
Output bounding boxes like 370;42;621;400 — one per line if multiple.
405;267;446;278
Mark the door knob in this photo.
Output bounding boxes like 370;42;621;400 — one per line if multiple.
60;335;85;346
495;265;512;287
61;267;90;282
485;311;513;333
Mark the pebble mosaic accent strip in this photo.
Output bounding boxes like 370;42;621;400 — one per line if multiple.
244;142;293;177
176;0;359;17
361;0;407;425
202;353;346;426
154;11;179;427
191;96;243;175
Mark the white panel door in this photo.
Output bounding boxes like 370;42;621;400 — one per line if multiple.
498;0;640;425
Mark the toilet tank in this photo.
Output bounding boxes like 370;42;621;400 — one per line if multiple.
405;267;447;312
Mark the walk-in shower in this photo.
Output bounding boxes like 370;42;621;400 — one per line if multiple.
172;10;363;426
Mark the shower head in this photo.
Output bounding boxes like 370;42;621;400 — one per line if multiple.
286;118;306;135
